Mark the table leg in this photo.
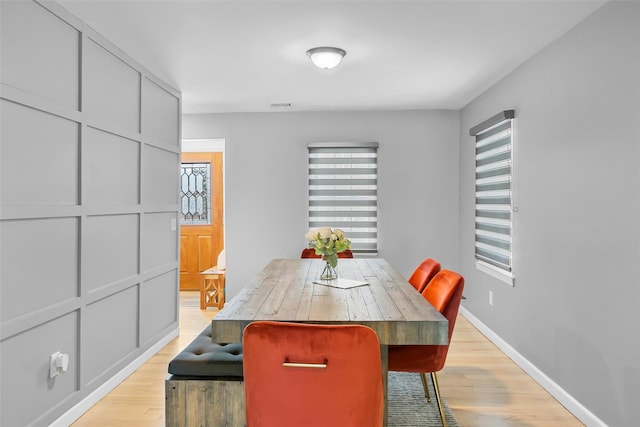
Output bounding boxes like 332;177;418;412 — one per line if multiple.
217;274;225;309
199;275;206;310
380;344;389;427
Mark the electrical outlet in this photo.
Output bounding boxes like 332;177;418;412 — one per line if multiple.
489;291;494;306
49;352;69;378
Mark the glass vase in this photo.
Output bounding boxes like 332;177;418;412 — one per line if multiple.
320;258;338;280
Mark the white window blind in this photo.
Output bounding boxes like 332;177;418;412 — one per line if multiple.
308;142;378;255
470;111;514;274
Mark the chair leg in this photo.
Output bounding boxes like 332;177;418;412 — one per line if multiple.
419;372;431;402
431;372;447;427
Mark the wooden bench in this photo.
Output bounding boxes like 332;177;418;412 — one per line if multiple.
200;266;226;309
165;325;245;426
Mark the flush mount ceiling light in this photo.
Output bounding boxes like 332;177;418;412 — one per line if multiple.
306;47;346;69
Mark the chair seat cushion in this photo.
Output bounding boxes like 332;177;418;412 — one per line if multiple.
168;325;243;378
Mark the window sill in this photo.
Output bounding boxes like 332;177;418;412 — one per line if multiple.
476;260;515;287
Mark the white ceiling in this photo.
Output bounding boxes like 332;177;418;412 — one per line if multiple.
58;0;607;114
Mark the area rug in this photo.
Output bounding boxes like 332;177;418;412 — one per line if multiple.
388;372;459;426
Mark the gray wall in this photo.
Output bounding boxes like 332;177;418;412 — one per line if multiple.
0;1;181;425
182;110;461;298
2;1;632;425
458;2;640;425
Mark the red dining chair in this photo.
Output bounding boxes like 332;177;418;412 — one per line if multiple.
243;321;383;427
388;270;464;427
300;248;354;258
408;258;441;293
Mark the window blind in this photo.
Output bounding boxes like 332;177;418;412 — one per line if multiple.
471;111;514;273
308;142;378;255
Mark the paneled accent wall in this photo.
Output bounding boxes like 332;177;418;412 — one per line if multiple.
0;1;181;425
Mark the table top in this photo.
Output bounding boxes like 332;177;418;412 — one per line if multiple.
201;266;225;275
211;258;448;345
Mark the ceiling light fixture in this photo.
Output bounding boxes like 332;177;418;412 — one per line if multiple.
306;47;346;70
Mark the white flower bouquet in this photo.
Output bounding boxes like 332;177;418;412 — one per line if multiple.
304;227;351;269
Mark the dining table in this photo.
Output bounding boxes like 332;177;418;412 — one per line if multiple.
211;257;449;426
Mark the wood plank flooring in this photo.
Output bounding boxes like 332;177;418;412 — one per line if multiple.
440;314;584;426
72;292;583;426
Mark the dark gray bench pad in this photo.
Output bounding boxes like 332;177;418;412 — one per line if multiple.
168;324;243;378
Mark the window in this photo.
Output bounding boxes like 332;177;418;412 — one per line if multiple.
308;142;378;256
180;162;211;224
470;111;515;284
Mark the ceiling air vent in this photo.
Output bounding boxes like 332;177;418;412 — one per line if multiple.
270;103;292;109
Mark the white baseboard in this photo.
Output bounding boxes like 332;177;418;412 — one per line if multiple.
50;327;179;427
459;307;607;427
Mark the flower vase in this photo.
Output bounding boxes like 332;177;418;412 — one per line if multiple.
320;257;338;280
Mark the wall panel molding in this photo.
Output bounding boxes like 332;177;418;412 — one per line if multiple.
0;84;83;123
0;1;181;425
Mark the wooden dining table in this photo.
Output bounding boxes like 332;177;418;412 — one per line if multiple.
211;258;449;426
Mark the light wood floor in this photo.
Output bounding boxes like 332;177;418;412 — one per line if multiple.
73;291;583;426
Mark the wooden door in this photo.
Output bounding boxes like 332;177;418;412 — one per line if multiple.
179;152;224;290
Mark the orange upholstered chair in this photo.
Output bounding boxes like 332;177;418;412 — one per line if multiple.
388;270;464;427
243;321;383;427
407;258;441;293
300;248;354;258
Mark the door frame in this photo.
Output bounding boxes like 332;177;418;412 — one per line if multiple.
181;138;226;290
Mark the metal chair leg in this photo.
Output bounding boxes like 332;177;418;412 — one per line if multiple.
431;372;447;427
419;372;431;402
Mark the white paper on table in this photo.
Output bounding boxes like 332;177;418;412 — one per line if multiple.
312;278;370;289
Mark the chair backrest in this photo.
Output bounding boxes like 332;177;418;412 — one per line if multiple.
338;249;354;258
300;248;319;258
388;270;464;374
243;321;383;427
422;269;465;340
300;248;354;259
408;258;441;293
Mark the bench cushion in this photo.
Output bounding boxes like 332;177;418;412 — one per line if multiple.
168;325;243;378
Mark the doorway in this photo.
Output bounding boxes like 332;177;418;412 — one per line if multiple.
180;140;225;291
